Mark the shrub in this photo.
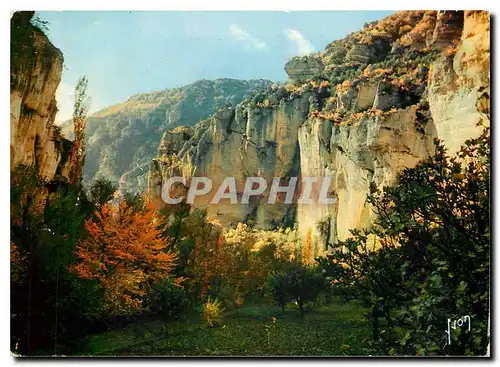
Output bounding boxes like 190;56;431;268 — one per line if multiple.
267;265;328;316
267;272;293;312
223;224;302;299
148;278;189;321
216;283;242;310
203;297;224;328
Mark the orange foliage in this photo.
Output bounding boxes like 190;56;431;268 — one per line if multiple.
285;83;302;94
341;80;351;88
363;65;372;77
399;24;413;34
72;200;177;315
196;235;238;298
374;68;391;75
365;11;433;40
310;80;330;90
326;96;337;105
317;111;342;123
399;12;436;47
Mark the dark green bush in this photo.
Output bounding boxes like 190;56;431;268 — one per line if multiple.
147;279;190;321
267;265;328;316
320;125;490;356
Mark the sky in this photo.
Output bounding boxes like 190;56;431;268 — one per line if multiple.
36;11;394;122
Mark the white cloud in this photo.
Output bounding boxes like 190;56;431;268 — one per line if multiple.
55;82;101;124
229;24;267;51
55;82;75;124
284;29;316;56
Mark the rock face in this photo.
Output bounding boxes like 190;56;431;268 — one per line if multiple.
148;94;309;228
148;11;490;258
61;78;272;193
430;11;465;51
346;36;391;64
285;56;325;84
10;11;72;181
298;105;434;242
428;10;490;155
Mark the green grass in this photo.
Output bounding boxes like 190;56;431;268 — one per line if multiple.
83;298;378;356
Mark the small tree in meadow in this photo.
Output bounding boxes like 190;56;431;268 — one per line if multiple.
72;200;178;315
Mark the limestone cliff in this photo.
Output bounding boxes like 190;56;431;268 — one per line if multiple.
148;91;309;228
428;11;490;155
61;78;272;193
10;11;72;181
147;11;490;256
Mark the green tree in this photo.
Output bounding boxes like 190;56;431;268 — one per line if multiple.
10;166;101;355
267;265;327;317
88;177;117;207
69;75;91;186
321;125;490;355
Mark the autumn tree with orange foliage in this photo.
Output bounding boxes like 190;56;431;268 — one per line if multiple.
195;235;239;299
72;199;178;315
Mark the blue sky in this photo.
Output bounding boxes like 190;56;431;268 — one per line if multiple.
36;11;394;122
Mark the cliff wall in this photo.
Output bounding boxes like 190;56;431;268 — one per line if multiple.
11;11;72;181
147;11;490;255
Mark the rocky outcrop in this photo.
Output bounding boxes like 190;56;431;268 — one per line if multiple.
62;78;272;193
148;93;310;228
298;105;435;242
335;79;378;112
346;36;391;64
430;11;464;51
148;11;490;259
10;11;72;181
158;126;194;156
428;10;490;155
285;56;325;84
148;126;194;206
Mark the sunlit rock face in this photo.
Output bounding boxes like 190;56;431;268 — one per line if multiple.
148;94;310;228
298;105;434;244
148;10;490;258
10;11;72;181
428;10;490;155
60;78;273;193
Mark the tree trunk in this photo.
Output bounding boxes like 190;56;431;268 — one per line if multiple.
371;305;379;340
298;299;304;318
